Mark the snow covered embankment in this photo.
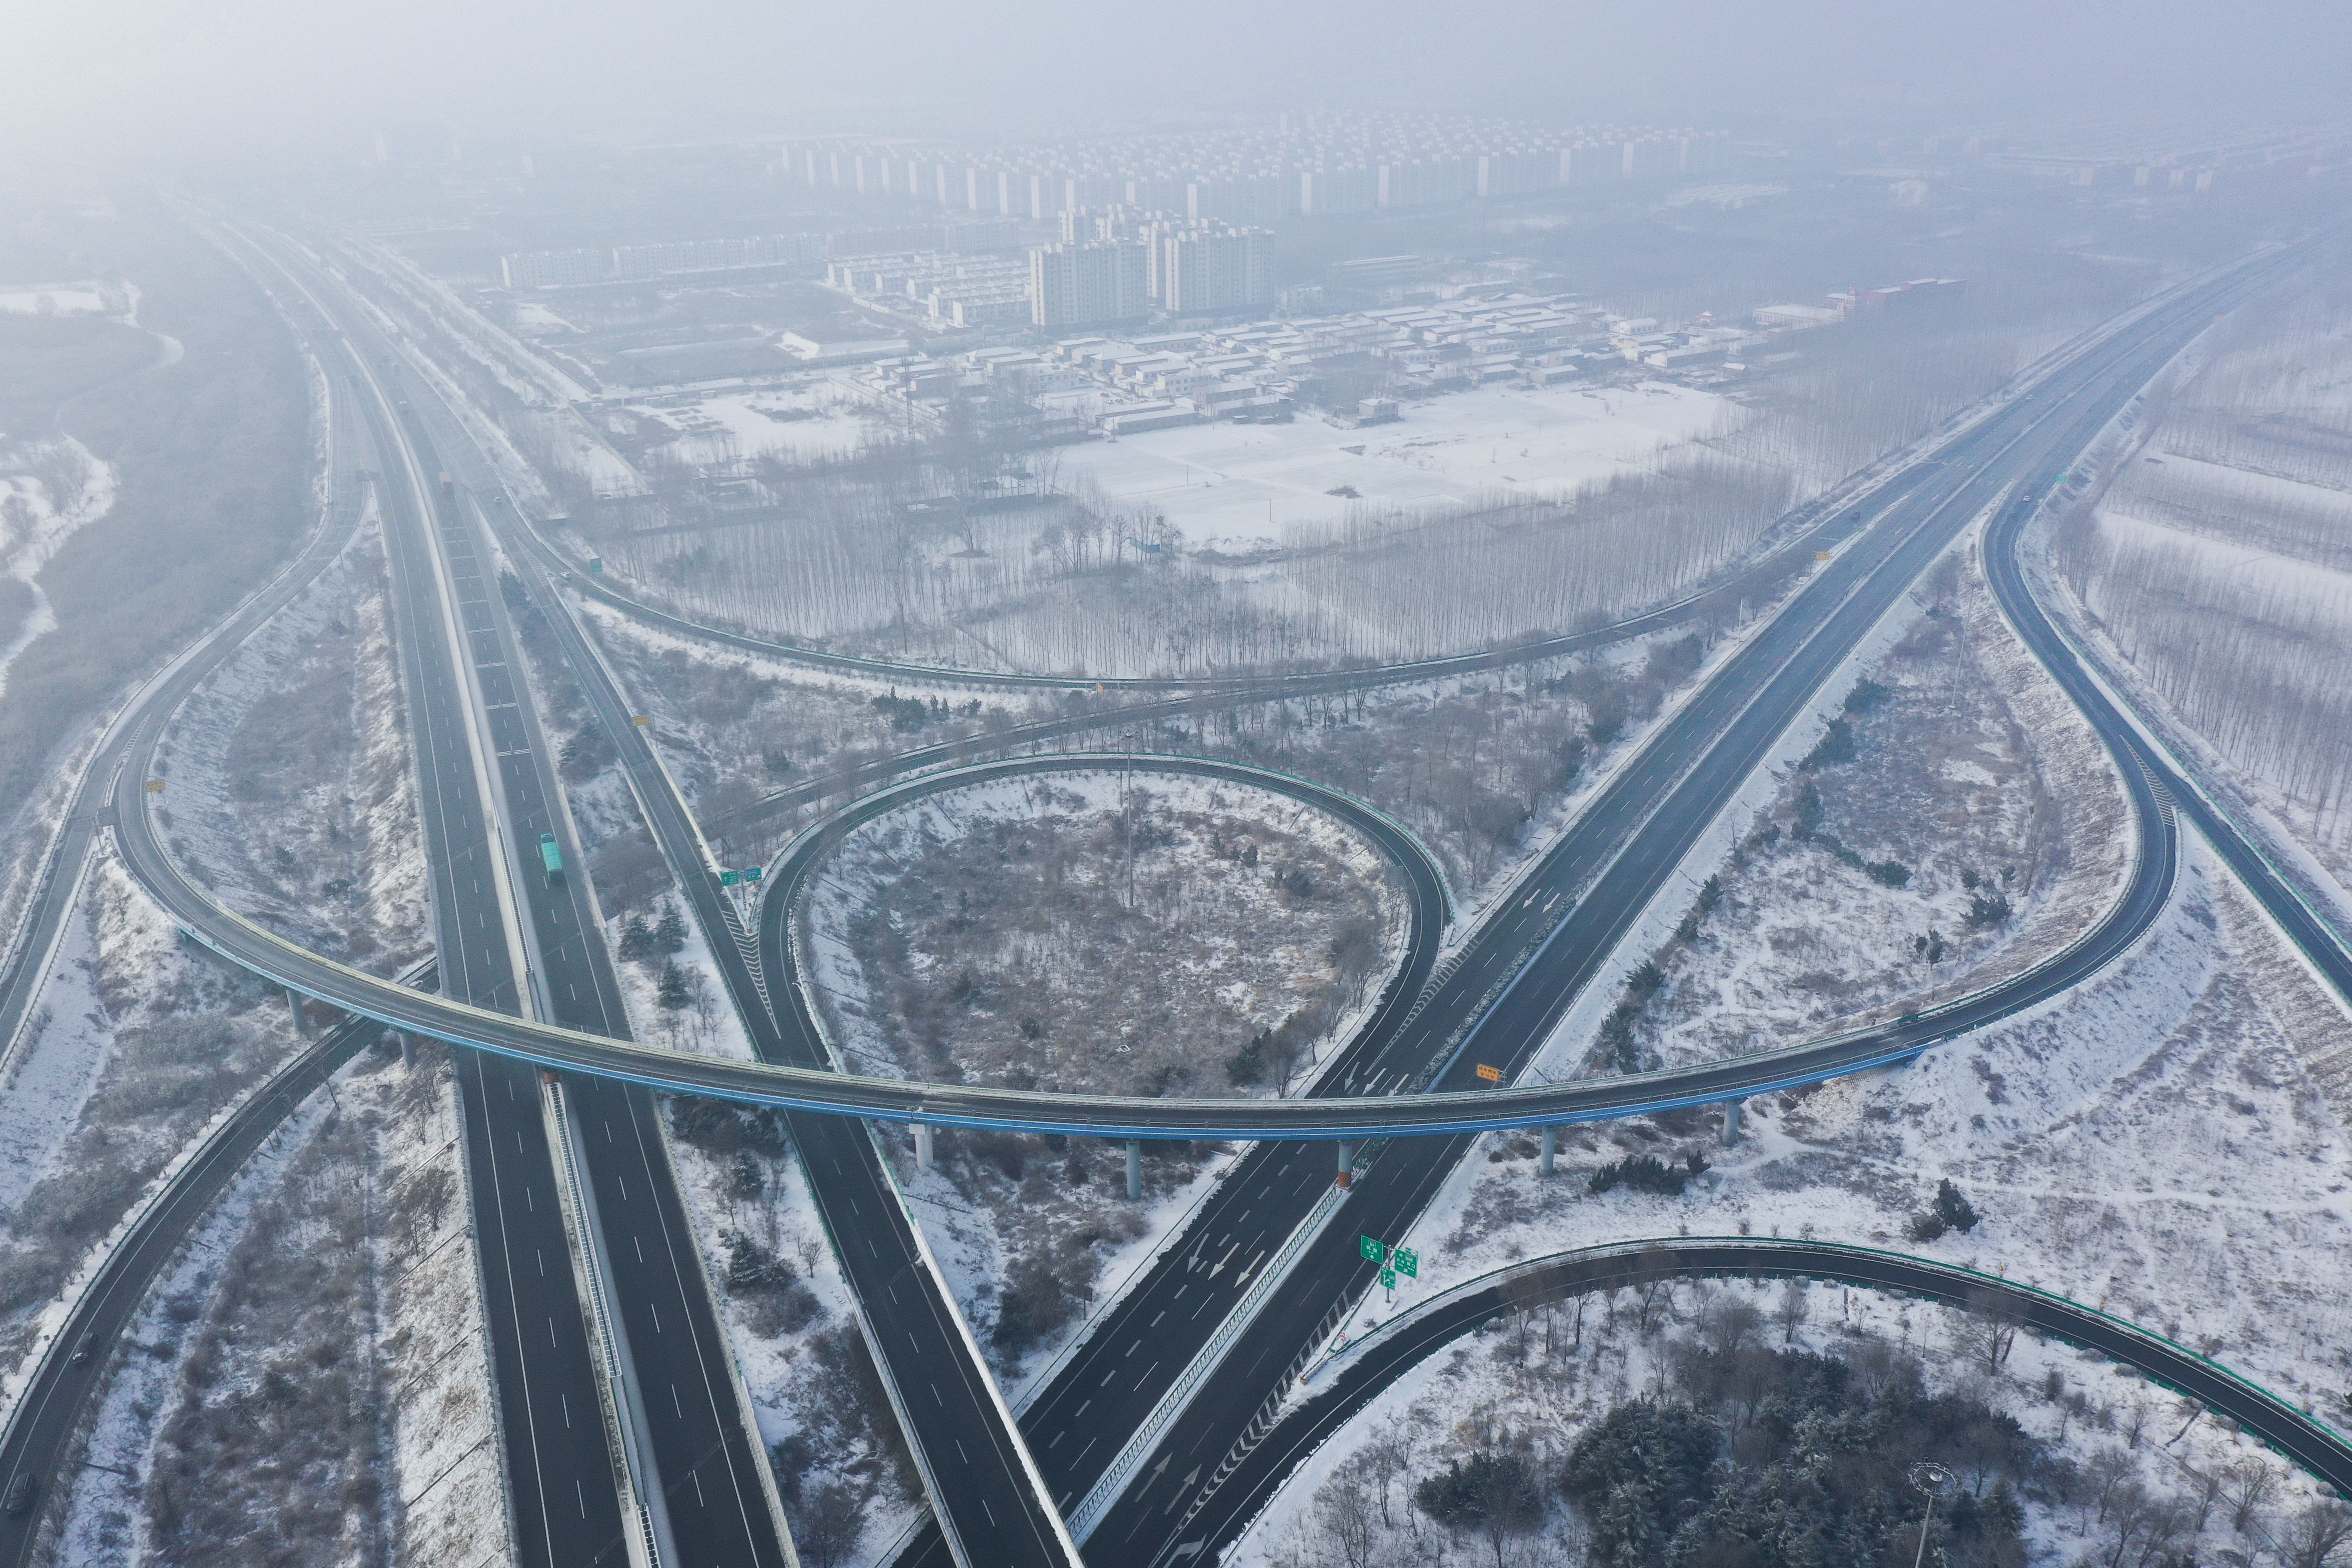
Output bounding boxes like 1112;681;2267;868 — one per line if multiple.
47;1040;508;1568
147;519;427;974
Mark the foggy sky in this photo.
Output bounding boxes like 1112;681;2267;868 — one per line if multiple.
6;0;2348;168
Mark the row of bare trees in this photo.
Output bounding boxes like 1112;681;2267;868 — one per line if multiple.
2056;261;2352;866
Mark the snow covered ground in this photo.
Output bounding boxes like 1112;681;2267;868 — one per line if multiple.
665;1107;928;1566
798;769;1408;1094
569;594;990;839
0;855;304;1414
623;383;867;467
796;768;1409;1374
46;1041;507;1568
147;519;428;975
1236;833;2352;1559
1057;380;1739;552
1239;1267;2336;1568
0;284;117;316
1584;544;2132;1076
2055;268;2352;889
0;435;113;700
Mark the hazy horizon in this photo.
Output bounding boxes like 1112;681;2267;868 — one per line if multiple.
6;0;2350;172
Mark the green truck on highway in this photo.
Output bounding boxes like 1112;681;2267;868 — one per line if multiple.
539;832;564;885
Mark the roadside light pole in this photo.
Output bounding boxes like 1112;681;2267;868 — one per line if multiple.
1910;1461;1954;1568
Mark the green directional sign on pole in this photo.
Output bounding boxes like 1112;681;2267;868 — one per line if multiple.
1393;1247;1418;1279
1359;1235;1384;1262
742;866;763;883
1379;1268;1396;1290
719;870;739;887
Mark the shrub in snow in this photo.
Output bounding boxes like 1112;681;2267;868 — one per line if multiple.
1412;1450;1541;1536
1908;1177;1983;1243
1589;1150;1709;1197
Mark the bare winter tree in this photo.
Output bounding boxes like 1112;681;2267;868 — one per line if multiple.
2280;1499;2352;1568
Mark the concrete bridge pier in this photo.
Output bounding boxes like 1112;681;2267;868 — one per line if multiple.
1540;1125;1557;1176
287;985;310;1038
1721;1098;1743;1147
1126;1140;1142;1201
914;1123;934;1173
1335;1141;1355;1189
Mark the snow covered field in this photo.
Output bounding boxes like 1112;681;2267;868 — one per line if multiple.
567;376;1782;677
1240;1267;2337;1568
798;769;1408;1096
1058;380;1739;551
622;383;867;467
2058;265;2352;887
0;436;113;701
0;284;115;317
0;857;304;1411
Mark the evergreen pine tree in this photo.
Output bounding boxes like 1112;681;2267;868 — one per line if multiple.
619;913;653;962
1935;1178;1981;1233
654;904;687;955
657;960;690;1009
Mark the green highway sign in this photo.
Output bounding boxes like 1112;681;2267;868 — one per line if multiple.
1393;1247;1418;1279
742;866;763;883
1378;1268;1396;1290
1359;1235;1384;1262
719;870;739;887
589;557;604;574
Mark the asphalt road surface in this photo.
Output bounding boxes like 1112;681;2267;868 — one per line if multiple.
205;223;1071;1568
491;484;1082;1568
379;373;790;1568
46;223;2324;1568
361;364;640;1567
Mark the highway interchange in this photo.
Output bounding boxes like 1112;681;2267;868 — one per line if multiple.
0;220;2346;1568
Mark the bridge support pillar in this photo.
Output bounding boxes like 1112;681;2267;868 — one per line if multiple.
1335;1141;1355;1190
1540;1125;1556;1177
913;1123;934;1173
1126;1140;1142;1201
1720;1098;1743;1147
287;986;310;1038
399;1031;415;1069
